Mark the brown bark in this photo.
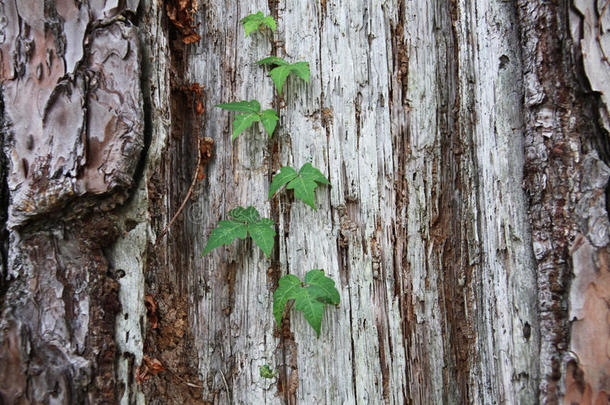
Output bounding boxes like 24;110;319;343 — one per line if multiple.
0;1;142;403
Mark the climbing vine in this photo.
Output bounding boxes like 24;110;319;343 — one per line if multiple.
204;11;340;339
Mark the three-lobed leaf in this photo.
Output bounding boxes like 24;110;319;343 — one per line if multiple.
203;206;276;256
273;270;340;337
216;100;278;139
241;12;277;37
256;56;310;95
268;163;330;209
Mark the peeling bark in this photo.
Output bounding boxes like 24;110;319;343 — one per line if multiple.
518;1;610;403
0;1;143;403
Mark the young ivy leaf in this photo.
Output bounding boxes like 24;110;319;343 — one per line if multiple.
240;12;277;37
268;163;330;209
259;364;277;379
216;100;278;139
273;270;340;337
256;57;310;95
203;206;276;257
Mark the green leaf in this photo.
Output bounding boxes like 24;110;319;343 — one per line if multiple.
286;175;318;209
202;220;248;255
203;206;275;256
262;16;277;31
232;112;260;140
243;20;261;37
293;288;325;337
268;163;330;208
241;12;264;36
256;57;311;95
216;100;261;113
240;12;276;36
259;109;278;137
269;65;293;95
240;11;264;24
229;206;260;223
273;274;301;325
217;100;277;140
299;163;331;185
305;269;340;305
268;166;298;198
290;62;310;82
248;218;276;257
269;66;292;95
259;364;277;379
272;270;340;337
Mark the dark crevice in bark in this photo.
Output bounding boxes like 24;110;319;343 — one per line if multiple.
123;14;153;209
138;2;206;404
373;279;391;402
389;1;412;403
347;291;358;403
441;0;475;402
391;0;409;108
43;0;66;62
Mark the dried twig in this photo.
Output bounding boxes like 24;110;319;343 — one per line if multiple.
157;137;214;245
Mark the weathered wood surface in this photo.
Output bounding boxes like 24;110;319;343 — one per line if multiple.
153;0;539;403
1;0;609;404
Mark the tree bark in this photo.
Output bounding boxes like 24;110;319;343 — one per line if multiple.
0;0;608;404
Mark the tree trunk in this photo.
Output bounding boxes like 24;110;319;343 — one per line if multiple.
0;0;608;404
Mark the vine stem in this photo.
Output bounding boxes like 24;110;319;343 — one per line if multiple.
156;136;204;245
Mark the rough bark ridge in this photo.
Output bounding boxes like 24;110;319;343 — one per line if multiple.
518;1;610;403
0;1;143;403
538;0;610;403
